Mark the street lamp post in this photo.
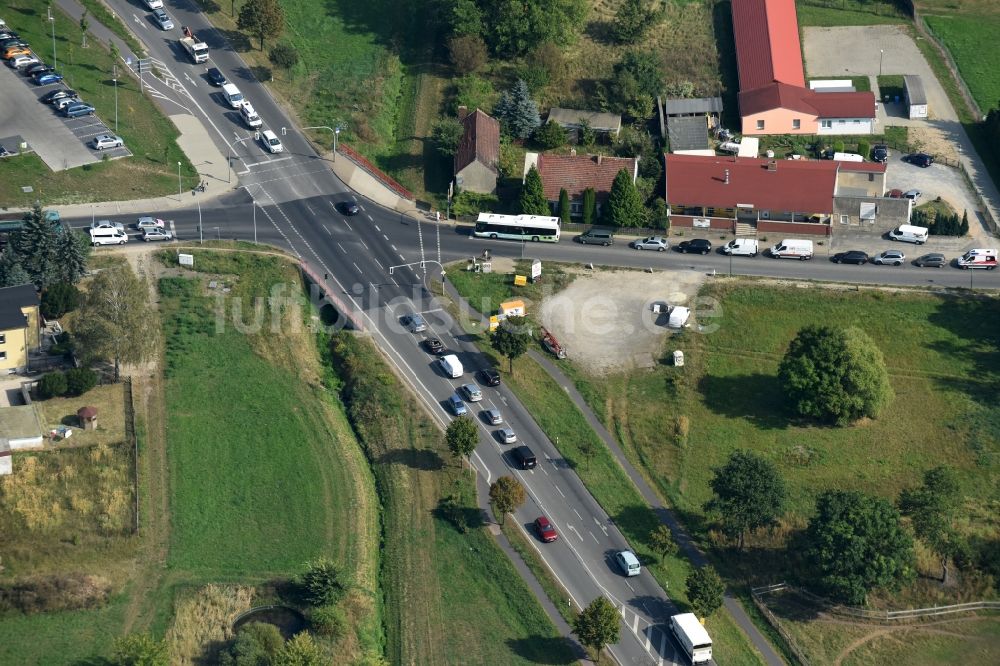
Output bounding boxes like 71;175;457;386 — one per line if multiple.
48;8;56;71
112;64;118;132
879;49;884;77
177;161;182;201
302;125;345;161
252;202;257;244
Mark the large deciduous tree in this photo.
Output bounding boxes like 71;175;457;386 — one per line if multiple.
491;316;530;373
482;0;587;57
649;524;678;563
899;466;964;584
238;0;285;51
432;117;465;157
73;264;156;381
805;490;914;605
604;169;645;228
489;475;525;524
493;79;540;139
445;415;479;461
686;565;725;619
219;622;283;666
448;34;488;74
607;50;663;119
519;165;550;216
705;450;786;550
573;595;620;663
778;325;893;425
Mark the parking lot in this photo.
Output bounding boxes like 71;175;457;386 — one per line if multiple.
0;56;129;170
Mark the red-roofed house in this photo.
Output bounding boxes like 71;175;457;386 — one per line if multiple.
523;152;639;217
732;0;876;135
454;108;500;194
663;154;902;236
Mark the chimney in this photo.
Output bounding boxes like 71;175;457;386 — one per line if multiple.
767;160;777;172
457;105;469;121
597;154;603;165
570;148;577;156
724;169;730;185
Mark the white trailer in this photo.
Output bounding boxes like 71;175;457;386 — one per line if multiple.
669;613;713;664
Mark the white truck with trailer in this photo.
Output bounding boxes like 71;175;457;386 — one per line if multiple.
179;27;209;63
769;238;814;260
669;613;713;664
722;238;759;257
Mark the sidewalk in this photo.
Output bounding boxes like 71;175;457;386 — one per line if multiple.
441;279;786;666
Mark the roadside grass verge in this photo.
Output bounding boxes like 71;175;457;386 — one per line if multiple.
327;333;577;666
0;0;195;205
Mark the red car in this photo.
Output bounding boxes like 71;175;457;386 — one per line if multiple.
535;516;558;543
887;189;904;198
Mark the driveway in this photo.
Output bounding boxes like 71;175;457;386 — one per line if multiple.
803;25;1000;235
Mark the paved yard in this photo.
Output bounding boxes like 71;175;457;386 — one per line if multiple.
803;24;999;236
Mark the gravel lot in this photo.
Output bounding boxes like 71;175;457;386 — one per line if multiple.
539;268;706;375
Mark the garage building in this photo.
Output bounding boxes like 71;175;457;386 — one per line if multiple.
904;75;928;119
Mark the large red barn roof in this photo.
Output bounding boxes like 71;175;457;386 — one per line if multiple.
732;0;805;91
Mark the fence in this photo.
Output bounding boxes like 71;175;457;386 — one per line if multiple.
753;582;1000;623
337;142;414;202
299;262;366;332
749;586;812;666
122;377;140;535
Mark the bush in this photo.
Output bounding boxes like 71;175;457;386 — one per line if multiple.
310;604;347;638
38;371;68;399
49;331;75;358
41;282;81;319
533;120;568;149
857;141;870;159
833;140;845;154
448;34;487;75
268;43;299;69
299;558;344;606
452;191;500;217
65;367;97;396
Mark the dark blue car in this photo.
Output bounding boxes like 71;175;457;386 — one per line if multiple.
34;72;63;86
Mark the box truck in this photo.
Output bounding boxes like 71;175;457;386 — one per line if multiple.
179;27;208;63
669;613;713;664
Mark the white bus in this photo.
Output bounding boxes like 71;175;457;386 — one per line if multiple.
473;213;560;243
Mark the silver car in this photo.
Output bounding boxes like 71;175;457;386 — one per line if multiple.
152;9;174;30
632;236;669;252
873;249;906;266
402;313;427;333
497;427;517;444
483;409;502;425
142;228;173;242
92;134;124;150
90;219;125;232
460;383;482;402
135;216;165;230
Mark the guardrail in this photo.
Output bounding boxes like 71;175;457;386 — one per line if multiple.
753;582;1000;622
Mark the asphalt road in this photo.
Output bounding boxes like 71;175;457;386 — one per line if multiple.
70;2;997;665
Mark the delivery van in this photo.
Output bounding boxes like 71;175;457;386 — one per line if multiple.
89;227;128;246
956;248;997;270
222;83;244;108
888;224;929;244
722;238;759;257
769;238;814;260
438;354;464;378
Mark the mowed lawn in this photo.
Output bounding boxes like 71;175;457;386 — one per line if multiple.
159;270;373;577
576;284;1000;527
923;13;1000;114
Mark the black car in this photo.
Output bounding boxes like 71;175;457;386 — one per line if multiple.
832;250;869;265
512;445;537;470
914;252;946;268
206;67;226;87
906;152;934;168
24;63;51;77
337;201;360;216
479;368;501;387
676;239;712;255
423;338;445;354
0;38;27;49
40;88;75;104
872;144;889;163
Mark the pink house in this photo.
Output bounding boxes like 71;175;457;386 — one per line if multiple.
732;0;876;136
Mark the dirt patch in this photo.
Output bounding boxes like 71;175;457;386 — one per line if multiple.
907;126;960;162
538;268;707;375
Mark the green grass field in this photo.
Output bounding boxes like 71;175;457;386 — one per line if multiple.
0;0;195;205
923;14;1000;114
796;0;908;27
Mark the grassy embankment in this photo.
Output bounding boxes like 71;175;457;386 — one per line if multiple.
327;332;577;666
0;0;195;206
444;266;767;666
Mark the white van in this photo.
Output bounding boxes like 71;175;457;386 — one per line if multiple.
957;248;997;270
722;238;759;257
769;238;814;260
888;224;929;245
239;101;263;128
89;227;128;246
615;550;641;577
222;83;244;108
832;152;865;162
438;354;463;378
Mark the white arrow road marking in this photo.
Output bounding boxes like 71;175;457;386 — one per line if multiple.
132;15;148;30
183;72;198;87
568;525;584;542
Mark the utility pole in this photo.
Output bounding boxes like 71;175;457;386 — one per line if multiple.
252;202;257;244
198;200;203;244
177;161;182;201
47;7;57;71
112;64;118;132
